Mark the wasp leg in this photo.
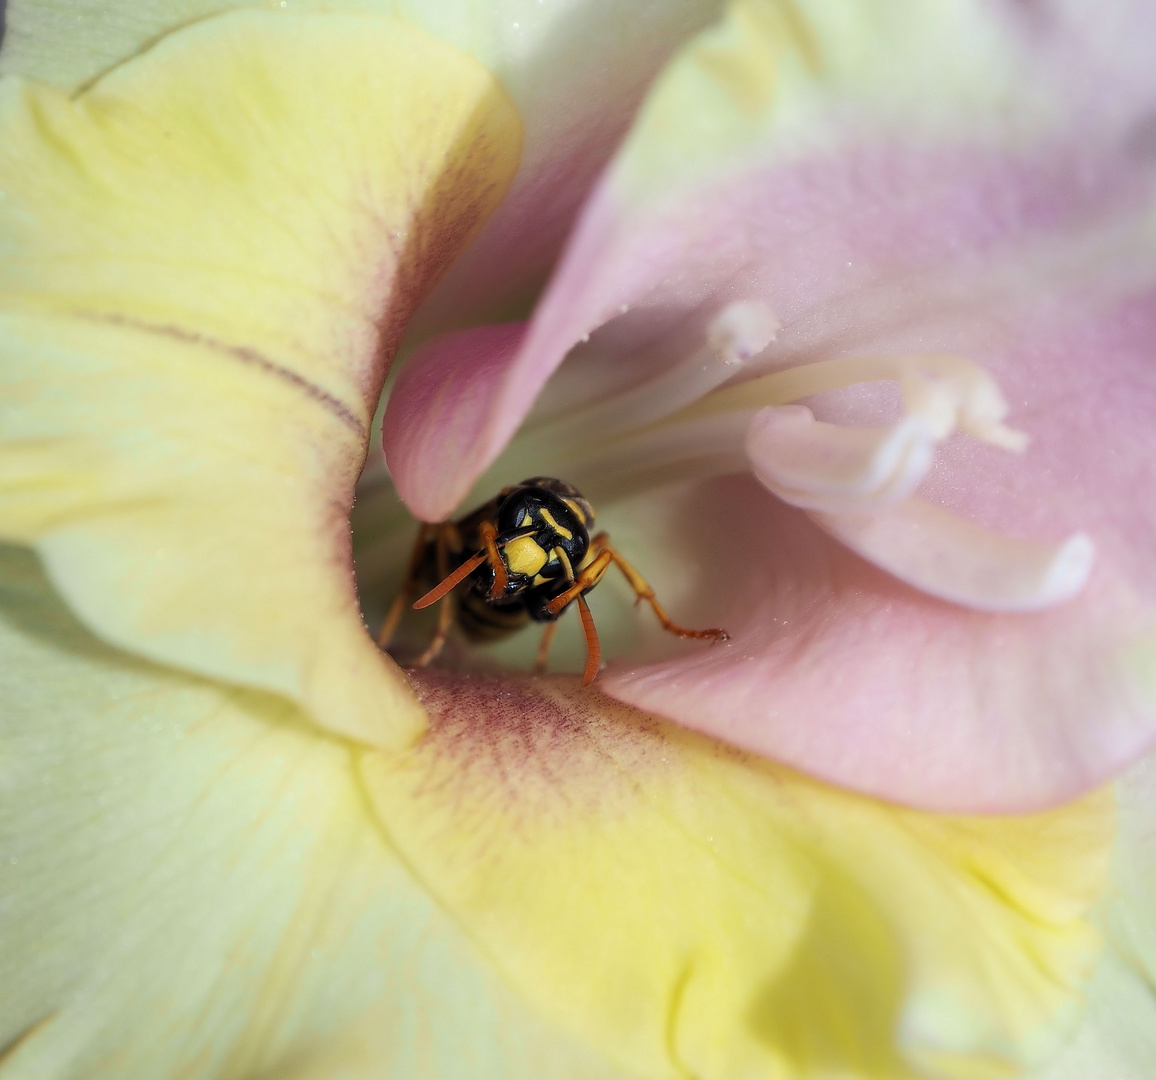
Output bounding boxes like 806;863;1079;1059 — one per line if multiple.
377;523;433;649
413;520;511;610
539;546;609;684
410;523;461;669
575;593;602;685
588;532;729;642
534;620;559;673
479;519;509;600
542;548;613;618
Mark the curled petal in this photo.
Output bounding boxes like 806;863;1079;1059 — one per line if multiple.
746;404;937;511
385;324;526;523
813;498;1095;613
0;12;523;747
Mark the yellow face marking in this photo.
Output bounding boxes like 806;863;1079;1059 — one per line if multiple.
563;498;588;527
538;508;573;540
504;535;548;577
518;509;533;528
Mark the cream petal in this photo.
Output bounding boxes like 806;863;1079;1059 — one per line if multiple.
0;0;727;338
1026;951;1156;1080
0;12;522;748
1029;748;1156;1078
0;544;633;1080
363;667;1114;1080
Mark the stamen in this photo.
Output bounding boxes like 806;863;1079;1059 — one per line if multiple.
560;412;757;500
677;353;1030;455
716;352;1092;610
706;300;781;366
520;300;778;448
478;345;1093;616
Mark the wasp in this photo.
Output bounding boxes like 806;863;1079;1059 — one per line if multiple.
377;477;728;684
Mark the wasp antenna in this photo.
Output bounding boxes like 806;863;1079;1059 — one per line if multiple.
576;593;602;685
494;525;537;546
413;551;488;609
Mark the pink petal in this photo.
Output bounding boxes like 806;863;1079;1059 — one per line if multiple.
406;2;729;336
385;323;525;521
390;141;1156;520
387;195;1156;811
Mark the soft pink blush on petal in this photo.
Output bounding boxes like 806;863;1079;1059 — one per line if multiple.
604;289;1156;813
407;0;727;338
384;323;525;522
389;135;1156;519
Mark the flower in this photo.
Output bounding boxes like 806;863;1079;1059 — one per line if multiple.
0;2;1147;1078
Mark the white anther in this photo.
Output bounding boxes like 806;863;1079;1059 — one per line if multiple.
707;300;780;366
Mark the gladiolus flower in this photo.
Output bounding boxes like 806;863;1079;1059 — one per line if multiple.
0;2;1150;1079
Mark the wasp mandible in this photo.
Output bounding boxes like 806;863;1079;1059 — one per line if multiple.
377;477;728;684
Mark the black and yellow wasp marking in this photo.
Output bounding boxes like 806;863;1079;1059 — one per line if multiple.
377;477;729;684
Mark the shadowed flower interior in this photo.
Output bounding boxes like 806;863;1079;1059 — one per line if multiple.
382;310;1093;613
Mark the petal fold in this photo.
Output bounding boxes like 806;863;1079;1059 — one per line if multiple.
385;324;526;523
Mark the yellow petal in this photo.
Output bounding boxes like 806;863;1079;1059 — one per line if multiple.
0;11;522;748
363;671;1114;1080
0;543;634;1080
